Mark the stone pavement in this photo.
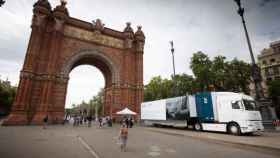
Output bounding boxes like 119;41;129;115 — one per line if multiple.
146;126;280;153
0;123;279;158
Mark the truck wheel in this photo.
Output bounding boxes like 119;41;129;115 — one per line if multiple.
228;123;241;135
194;123;202;131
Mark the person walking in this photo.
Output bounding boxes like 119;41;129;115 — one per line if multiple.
119;123;129;152
87;115;92;127
73;114;77;127
125;117;129;128
43;115;48;129
108;117;112;127
128;117;133;128
98;117;103;128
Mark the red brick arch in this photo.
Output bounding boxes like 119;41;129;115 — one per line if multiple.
3;0;145;125
61;49;120;87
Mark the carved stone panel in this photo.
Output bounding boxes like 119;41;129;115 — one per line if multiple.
64;26;124;49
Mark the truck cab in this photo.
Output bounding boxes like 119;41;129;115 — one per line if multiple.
230;95;264;134
194;92;264;135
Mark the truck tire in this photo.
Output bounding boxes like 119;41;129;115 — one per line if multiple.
228;123;241;136
194;122;202;131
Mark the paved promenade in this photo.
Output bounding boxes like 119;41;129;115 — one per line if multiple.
0;123;279;158
146;126;280;154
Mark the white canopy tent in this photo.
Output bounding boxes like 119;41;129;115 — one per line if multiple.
116;107;137;115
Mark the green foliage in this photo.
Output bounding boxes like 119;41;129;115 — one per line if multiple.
190;51;251;94
144;76;173;101
71;88;104;116
173;74;196;96
144;74;195;101
225;58;251;94
0;79;16;115
211;55;227;90
190;51;213;91
267;80;280;117
142;52;252;103
268;79;280;100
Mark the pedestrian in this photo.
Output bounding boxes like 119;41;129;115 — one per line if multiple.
75;115;80;127
125;117;129;128
119;123;129;152
80;115;83;125
43;115;48;129
74;114;78;126
87;115;92;127
84;115;87;123
108;117;113;127
129;117;133;128
102;117;107;126
98;117;103;128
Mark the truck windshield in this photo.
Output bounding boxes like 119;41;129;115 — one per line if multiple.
243;100;257;111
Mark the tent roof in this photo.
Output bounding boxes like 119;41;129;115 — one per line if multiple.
116;107;137;115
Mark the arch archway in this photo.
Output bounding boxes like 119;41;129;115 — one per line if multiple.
65;65;105;111
61;49;120;87
62;49;119;119
3;0;145;125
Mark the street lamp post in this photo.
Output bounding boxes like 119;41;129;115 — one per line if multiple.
234;0;264;100
170;41;177;96
0;0;5;7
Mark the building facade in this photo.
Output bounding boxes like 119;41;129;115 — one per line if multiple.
258;40;280;97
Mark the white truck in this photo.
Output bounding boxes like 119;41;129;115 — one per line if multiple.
141;92;264;135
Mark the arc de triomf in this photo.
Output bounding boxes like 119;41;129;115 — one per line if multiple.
3;0;145;125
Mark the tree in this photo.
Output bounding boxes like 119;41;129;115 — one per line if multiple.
173;74;196;96
0;79;16;115
144;75;195;101
190;51;213;91
90;89;104;115
71;88;104;116
190;52;251;94
211;55;227;91
225;58;251;94
144;76;173;101
267;80;280;118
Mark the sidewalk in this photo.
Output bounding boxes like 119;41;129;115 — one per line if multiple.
145;127;280;153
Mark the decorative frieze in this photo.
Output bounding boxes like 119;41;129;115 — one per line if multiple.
64;25;124;49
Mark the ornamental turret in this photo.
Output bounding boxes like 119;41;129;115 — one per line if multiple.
32;0;51;28
33;0;52;13
135;26;145;52
123;22;134;49
53;0;69;19
52;0;69;32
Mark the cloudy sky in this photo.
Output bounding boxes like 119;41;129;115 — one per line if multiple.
0;0;279;108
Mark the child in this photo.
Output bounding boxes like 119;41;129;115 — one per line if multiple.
119;123;128;152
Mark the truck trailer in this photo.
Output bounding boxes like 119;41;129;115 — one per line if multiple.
141;92;264;135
